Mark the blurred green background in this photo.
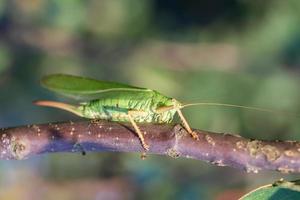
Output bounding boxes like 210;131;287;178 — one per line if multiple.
0;0;300;199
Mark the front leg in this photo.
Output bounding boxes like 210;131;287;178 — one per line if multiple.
175;107;199;140
156;99;199;140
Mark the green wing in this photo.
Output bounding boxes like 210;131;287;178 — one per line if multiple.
41;74;152;100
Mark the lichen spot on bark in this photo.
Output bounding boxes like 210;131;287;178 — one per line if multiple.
205;135;215;146
236;140;247;150
166;148;180;158
284;150;299;157
247;140;262;157
10;137;30;160
261;145;281;162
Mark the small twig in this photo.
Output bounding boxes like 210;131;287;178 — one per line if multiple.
1;120;300;173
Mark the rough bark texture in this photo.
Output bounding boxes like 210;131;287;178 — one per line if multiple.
1;120;300;173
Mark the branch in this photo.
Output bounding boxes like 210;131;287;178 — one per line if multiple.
1;120;300;173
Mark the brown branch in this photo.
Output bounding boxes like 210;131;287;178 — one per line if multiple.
1;120;300;173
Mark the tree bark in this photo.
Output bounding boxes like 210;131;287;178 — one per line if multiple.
1;120;300;173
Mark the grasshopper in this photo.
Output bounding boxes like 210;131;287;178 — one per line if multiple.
34;74;283;151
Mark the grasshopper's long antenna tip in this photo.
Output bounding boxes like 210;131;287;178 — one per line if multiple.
180;102;299;118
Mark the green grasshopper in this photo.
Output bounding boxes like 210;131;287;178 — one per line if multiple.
34;74;282;151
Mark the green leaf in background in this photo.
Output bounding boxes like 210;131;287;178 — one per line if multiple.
240;179;300;200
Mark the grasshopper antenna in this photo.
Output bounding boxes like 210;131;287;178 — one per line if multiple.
180;102;299;118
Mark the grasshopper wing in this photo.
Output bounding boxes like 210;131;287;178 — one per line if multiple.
41;74;151;100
